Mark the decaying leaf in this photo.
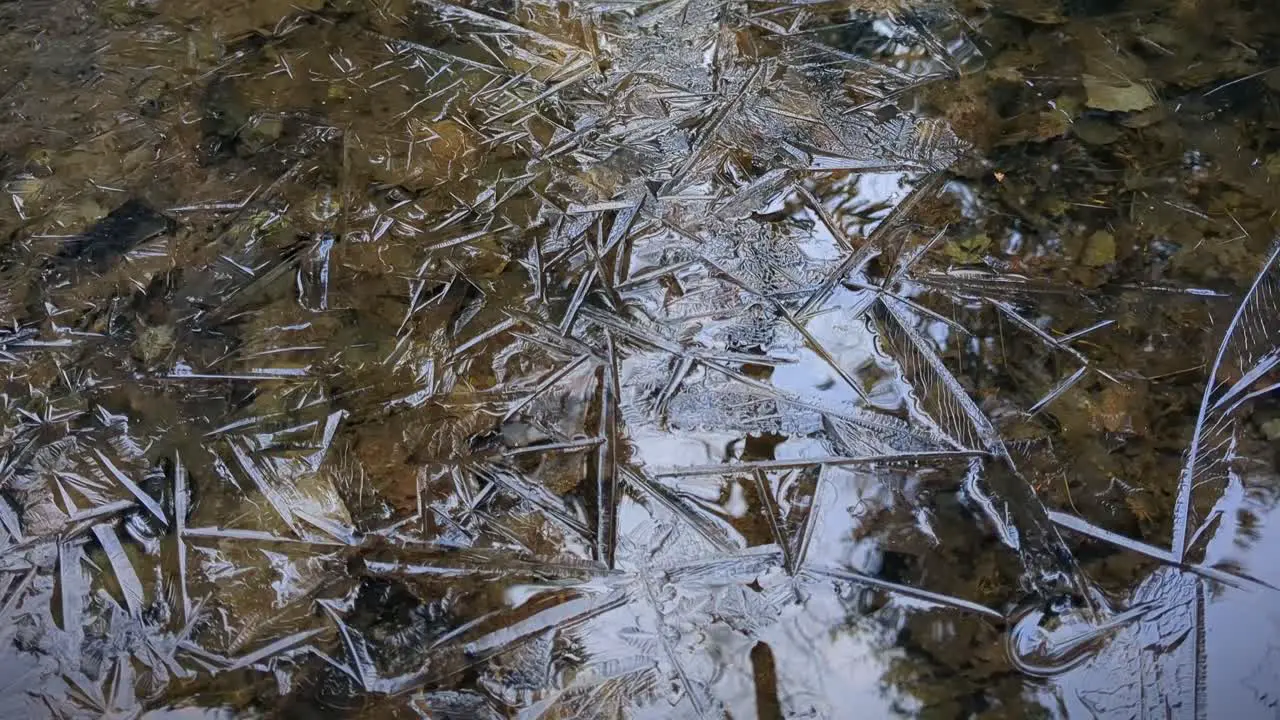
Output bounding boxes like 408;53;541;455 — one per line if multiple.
1083;75;1156;112
1082;230;1116;267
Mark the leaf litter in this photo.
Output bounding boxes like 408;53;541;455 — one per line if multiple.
0;0;1279;716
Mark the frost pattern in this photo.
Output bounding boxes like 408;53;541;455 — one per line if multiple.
0;0;1277;717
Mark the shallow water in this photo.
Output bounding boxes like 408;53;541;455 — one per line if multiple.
1;0;1279;716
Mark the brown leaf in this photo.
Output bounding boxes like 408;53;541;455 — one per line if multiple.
1083;75;1156;112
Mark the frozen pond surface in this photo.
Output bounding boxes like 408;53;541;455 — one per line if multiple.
1;0;1280;716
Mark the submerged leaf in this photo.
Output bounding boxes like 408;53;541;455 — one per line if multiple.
1083;75;1156;112
1081;231;1116;267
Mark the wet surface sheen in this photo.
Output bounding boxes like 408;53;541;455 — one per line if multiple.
1;0;1279;716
